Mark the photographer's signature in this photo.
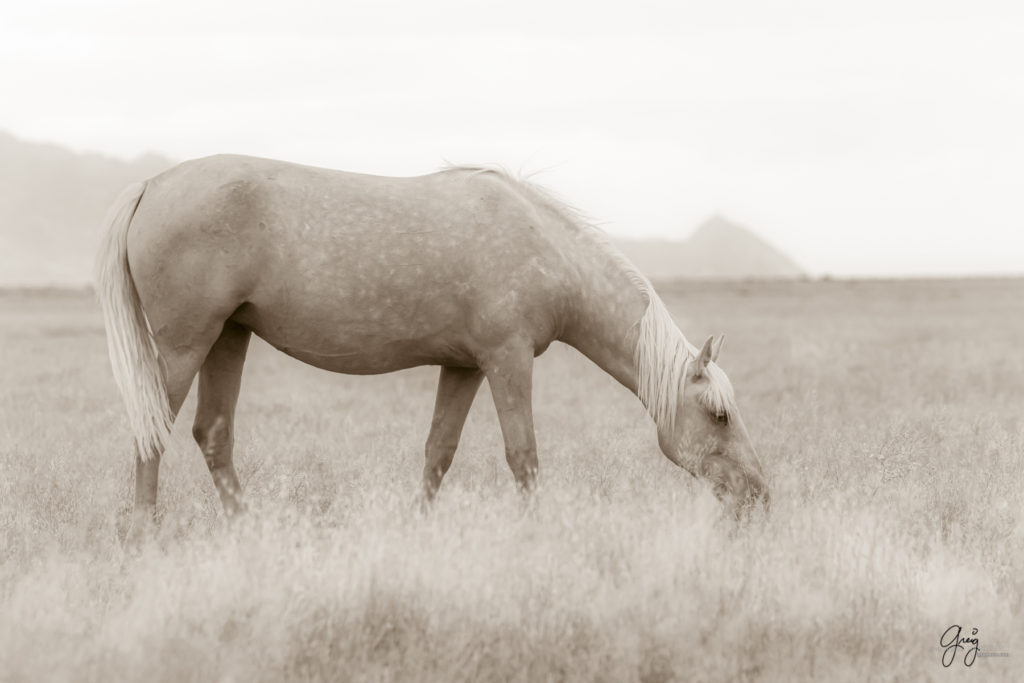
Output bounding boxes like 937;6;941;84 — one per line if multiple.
940;625;980;667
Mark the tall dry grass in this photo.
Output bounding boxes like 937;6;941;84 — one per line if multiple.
1;280;1021;681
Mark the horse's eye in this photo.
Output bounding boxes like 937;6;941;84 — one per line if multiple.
716;412;729;425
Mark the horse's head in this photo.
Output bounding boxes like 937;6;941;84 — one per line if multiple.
658;334;769;515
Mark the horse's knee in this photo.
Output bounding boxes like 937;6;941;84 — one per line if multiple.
192;415;233;470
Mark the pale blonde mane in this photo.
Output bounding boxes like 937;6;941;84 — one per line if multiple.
633;291;736;433
444;164;737;434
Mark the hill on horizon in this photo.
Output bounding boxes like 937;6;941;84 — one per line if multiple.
614;215;805;281
0;131;173;286
0;131;803;286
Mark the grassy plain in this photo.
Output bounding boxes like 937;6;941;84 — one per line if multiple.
0;279;1022;682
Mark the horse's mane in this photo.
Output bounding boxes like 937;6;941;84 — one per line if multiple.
443;165;737;433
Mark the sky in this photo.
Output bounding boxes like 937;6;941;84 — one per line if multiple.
3;0;1022;276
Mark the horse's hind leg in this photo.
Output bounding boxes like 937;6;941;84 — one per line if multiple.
127;340;221;545
422;366;485;501
192;320;251;517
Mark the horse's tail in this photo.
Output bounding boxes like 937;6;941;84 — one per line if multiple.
94;182;172;462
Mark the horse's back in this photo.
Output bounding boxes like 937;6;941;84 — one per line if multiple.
126;155;574;373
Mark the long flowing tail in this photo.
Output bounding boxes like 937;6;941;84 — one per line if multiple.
94;182;172;461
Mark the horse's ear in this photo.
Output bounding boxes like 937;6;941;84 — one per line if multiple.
711;334;725;363
694;335;715;378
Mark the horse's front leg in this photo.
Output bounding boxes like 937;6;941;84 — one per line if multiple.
481;342;538;492
422;366;485;501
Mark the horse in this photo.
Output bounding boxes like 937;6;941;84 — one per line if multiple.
94;155;768;540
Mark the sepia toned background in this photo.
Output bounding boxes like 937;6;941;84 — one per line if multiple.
3;0;1023;281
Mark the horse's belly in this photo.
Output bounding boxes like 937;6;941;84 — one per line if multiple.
263;336;471;374
232;301;475;374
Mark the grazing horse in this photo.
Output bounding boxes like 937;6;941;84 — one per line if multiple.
95;155;768;539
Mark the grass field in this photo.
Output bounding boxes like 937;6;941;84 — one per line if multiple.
1;279;1021;682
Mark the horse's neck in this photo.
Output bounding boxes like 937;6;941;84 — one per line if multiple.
558;252;650;395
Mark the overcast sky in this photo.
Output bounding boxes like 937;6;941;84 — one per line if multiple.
3;0;1022;276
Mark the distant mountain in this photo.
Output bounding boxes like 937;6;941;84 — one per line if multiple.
0;131;173;285
614;214;804;280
